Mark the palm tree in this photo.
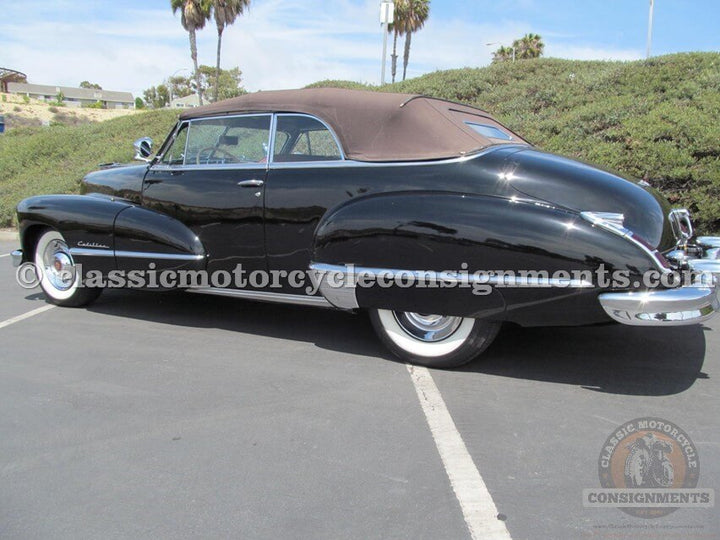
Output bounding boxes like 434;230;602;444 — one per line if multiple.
212;0;250;102
387;0;408;84
400;0;430;81
513;33;545;60
492;45;514;63
171;0;211;105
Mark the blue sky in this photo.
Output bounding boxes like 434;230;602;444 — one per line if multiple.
1;1;718;98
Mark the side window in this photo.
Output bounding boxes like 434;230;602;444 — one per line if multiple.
185;115;271;165
465;122;513;141
273;115;342;162
159;124;188;166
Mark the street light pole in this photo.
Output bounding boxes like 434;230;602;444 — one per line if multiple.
169;68;189;101
646;0;655;59
380;1;394;85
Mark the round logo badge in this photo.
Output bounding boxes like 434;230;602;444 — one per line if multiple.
597;417;700;518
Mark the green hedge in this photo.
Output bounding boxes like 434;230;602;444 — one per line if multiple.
0;110;178;226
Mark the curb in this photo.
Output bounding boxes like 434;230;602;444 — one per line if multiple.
0;229;19;241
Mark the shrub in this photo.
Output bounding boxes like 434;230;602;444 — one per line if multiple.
0;109;179;225
82;100;105;109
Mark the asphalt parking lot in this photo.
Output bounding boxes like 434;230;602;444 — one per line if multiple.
1;237;718;540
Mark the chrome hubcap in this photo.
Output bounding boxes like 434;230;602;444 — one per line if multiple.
393;312;463;342
42;240;76;291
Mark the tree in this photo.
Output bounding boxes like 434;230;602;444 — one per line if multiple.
492;45;515;63
167;75;194;99
135;97;145;109
171;0;212;106
212;0;250;101
513;33;545;60
142;85;170;108
387;0;407;84
195;65;245;101
79;81;102;90
397;0;429;81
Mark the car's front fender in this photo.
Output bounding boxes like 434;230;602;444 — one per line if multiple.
16;194;206;273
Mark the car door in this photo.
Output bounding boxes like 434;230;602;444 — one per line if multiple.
141;114;271;278
264;114;349;292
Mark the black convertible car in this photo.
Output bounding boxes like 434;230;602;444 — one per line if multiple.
12;88;720;367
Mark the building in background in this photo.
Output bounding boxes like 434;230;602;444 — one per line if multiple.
168;94;201;108
0;67;27;93
6;82;134;109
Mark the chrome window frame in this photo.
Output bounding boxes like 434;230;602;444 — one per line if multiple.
151;113;274;171
153;120;189;167
269;113;346;167
150;112;515;172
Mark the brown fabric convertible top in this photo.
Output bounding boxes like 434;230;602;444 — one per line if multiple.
179;88;528;162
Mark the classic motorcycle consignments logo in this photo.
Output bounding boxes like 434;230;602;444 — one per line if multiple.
584;417;714;518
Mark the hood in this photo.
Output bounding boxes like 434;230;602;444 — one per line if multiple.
501;148;675;250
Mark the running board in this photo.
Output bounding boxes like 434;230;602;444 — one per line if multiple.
186;287;333;308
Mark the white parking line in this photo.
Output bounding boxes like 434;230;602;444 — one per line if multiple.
0;253;11;258
407;365;512;540
0;305;56;330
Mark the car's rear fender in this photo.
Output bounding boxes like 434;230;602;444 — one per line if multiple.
311;191;660;322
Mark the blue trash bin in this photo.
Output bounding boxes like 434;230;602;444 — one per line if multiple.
0;114;5;133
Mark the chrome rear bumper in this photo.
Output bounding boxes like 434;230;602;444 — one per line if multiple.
599;282;719;326
600;236;720;326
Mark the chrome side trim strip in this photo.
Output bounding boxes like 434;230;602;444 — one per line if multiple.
69;248;205;261
187;287;332;307
308;264;360;310
150;162;269;172
310;263;594;287
580;211;671;274
308;262;594;310
115;251;205;261
69;248;114;257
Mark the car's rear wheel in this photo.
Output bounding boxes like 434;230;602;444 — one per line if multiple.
34;229;102;307
369;309;500;368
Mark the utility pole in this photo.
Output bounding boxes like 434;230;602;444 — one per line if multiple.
646;0;655;59
380;2;394;85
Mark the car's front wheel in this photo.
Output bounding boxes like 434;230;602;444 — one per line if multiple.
369;309;500;368
34;229;102;307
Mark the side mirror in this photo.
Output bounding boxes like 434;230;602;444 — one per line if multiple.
133;137;153;162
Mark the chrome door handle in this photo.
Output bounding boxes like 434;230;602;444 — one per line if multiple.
237;179;264;187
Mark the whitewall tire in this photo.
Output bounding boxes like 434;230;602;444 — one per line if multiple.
34;229;102;307
369;309;500;368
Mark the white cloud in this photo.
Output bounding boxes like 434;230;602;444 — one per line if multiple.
0;0;647;99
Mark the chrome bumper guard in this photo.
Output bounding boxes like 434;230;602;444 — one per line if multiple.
599;236;720;326
10;249;23;268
